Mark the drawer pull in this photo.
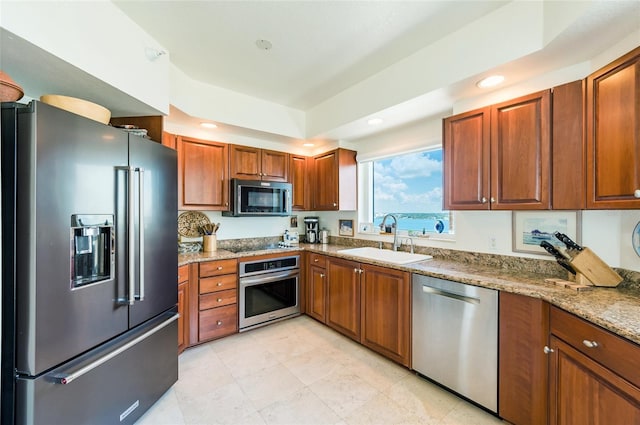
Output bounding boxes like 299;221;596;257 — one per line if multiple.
217;298;222;302
320;273;325;278
217;320;223;326
314;258;319;262
217;282;223;287
543;346;554;354
217;266;223;271
582;340;599;348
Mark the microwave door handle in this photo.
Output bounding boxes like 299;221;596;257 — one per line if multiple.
137;167;145;301
284;189;291;213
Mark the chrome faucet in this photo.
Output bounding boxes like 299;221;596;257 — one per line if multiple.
380;214;400;251
405;237;414;254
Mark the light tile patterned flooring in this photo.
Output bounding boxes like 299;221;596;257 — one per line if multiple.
136;315;504;425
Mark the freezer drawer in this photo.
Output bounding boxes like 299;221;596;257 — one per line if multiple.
15;311;178;425
412;274;498;412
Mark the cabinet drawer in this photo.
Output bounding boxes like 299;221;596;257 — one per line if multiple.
200;274;237;294
551;306;640;388
309;253;327;268
178;265;189;284
199;305;237;341
199;259;238;277
199;289;237;310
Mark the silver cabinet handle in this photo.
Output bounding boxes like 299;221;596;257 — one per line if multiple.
543;346;554;354
217;282;223;287
582;340;598;348
52;314;178;385
137;167;145;301
217;266;223;270
217;298;222;302
481;197;487;203
490;197;495;203
634;189;640;198
320;273;325;278
217;320;223;326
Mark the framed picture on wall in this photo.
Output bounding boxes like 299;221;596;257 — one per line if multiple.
512;211;581;255
339;219;354;236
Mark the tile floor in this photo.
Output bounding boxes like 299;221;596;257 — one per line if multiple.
136;315;504;425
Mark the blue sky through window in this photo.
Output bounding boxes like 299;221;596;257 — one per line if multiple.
373;149;449;233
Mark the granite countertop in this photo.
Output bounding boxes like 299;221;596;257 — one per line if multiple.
179;243;640;346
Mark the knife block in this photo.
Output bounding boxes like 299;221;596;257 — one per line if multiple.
567;247;623;287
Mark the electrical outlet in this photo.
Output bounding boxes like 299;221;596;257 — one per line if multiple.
489;236;497;250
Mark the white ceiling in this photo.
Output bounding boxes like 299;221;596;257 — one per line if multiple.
113;1;509;111
111;0;640;144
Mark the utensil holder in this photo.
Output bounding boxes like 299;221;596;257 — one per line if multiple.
568;247;622;287
203;235;217;252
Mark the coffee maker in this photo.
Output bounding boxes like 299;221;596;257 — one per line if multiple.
303;216;320;243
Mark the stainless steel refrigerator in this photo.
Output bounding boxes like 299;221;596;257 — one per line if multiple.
1;101;179;424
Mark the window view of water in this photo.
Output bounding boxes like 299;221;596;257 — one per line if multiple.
373;213;450;235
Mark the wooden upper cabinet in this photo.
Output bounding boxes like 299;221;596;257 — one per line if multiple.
490;90;551;210
312;148;357;211
162;131;177;150
443;107;491;210
229;144;289;182
290;154;310;210
586;46;640;209
177;136;229;210
552;80;586;210
444;90;551;210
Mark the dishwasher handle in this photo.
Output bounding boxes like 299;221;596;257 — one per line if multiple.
422;285;480;305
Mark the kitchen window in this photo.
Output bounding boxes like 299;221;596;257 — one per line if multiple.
360;148;453;236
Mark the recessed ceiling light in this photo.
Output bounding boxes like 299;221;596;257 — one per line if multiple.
255;39;273;50
200;122;217;129
303;143;314;147
367;118;383;125
476;75;505;88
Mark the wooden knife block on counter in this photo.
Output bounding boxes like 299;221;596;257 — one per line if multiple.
568;247;623;287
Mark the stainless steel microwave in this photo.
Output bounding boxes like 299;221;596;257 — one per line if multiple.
223;179;292;217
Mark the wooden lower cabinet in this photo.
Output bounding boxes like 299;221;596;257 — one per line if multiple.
320;256;410;367
307;254;327;322
549;307;640;425
177;264;190;353
360;264;410;367
498;292;549;425
198;259;238;342
326;257;361;341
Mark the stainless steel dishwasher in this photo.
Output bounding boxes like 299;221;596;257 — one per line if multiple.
412;274;498;412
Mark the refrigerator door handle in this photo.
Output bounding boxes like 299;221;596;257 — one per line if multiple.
116;166;136;305
136;167;145;301
50;313;178;385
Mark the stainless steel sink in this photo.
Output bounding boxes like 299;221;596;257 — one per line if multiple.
336;247;432;264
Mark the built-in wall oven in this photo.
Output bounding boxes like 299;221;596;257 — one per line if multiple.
239;255;300;331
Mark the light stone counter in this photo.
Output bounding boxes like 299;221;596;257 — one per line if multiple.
179;243;640;345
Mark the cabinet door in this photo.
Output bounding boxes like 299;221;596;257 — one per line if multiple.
230;144;261;180
499;292;549;425
290;154;310;210
178;136;229;210
177;281;189;353
443;107;491;210
586;46;640;208
326;258;360;341
360;264;410;367
162;131;177;150
490;90;551;210
313;150;339;210
307;265;327;322
549;336;640;425
261;149;289;182
552;80;586;210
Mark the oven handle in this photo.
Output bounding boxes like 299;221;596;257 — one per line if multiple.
240;269;299;286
